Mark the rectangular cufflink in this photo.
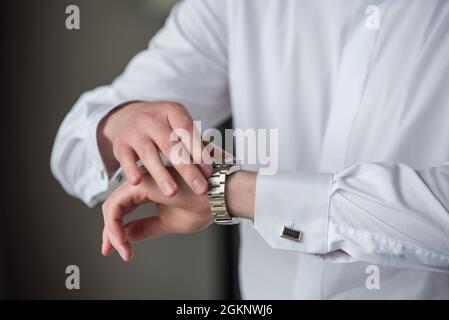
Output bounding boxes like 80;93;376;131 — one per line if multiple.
281;226;302;242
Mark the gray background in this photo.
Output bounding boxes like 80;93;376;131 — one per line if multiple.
1;0;232;299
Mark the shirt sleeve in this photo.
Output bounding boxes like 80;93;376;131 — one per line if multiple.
50;0;231;208
254;162;449;273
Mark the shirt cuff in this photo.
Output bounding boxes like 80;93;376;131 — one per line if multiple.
84;104;124;207
253;171;333;254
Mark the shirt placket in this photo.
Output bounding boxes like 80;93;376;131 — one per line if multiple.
319;2;387;172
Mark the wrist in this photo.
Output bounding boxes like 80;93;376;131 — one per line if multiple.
97;101;141;174
97;111;118;174
225;170;256;221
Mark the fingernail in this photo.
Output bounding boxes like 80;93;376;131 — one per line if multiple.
162;180;176;196
192;178;208;194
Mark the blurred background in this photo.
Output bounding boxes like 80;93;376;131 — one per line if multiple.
1;0;238;299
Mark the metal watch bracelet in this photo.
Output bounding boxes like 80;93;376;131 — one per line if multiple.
207;163;241;225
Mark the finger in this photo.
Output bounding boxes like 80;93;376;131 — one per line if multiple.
168;112;213;177
102;227;114;256
167;105;213;174
117;239;133;262
167;107;202;164
133;140;178;197
114;144;142;185
102;201;131;262
173;155;209;195
108;228;133;262
149;121;209;195
125;216;170;242
102;184;148;262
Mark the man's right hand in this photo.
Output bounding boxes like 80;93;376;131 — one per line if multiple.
97;101;212;196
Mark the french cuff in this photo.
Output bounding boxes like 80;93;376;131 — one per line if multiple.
254;171;333;254
85;104;126;207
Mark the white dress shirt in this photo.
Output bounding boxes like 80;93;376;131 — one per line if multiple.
51;0;449;299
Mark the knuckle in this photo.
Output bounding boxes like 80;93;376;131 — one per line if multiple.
159;139;174;154
123;128;139;141
165;101;184;112
139;110;161;125
115;125;137;141
177;118;193;131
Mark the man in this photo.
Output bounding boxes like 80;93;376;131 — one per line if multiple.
51;0;449;299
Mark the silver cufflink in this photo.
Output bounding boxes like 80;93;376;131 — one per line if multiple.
281;226;302;242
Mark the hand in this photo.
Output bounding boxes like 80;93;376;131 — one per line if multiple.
97;101;212;196
101;167;213;262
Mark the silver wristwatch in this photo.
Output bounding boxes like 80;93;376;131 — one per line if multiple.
207;162;241;225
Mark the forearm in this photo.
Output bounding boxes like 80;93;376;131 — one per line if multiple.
225;171;257;221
